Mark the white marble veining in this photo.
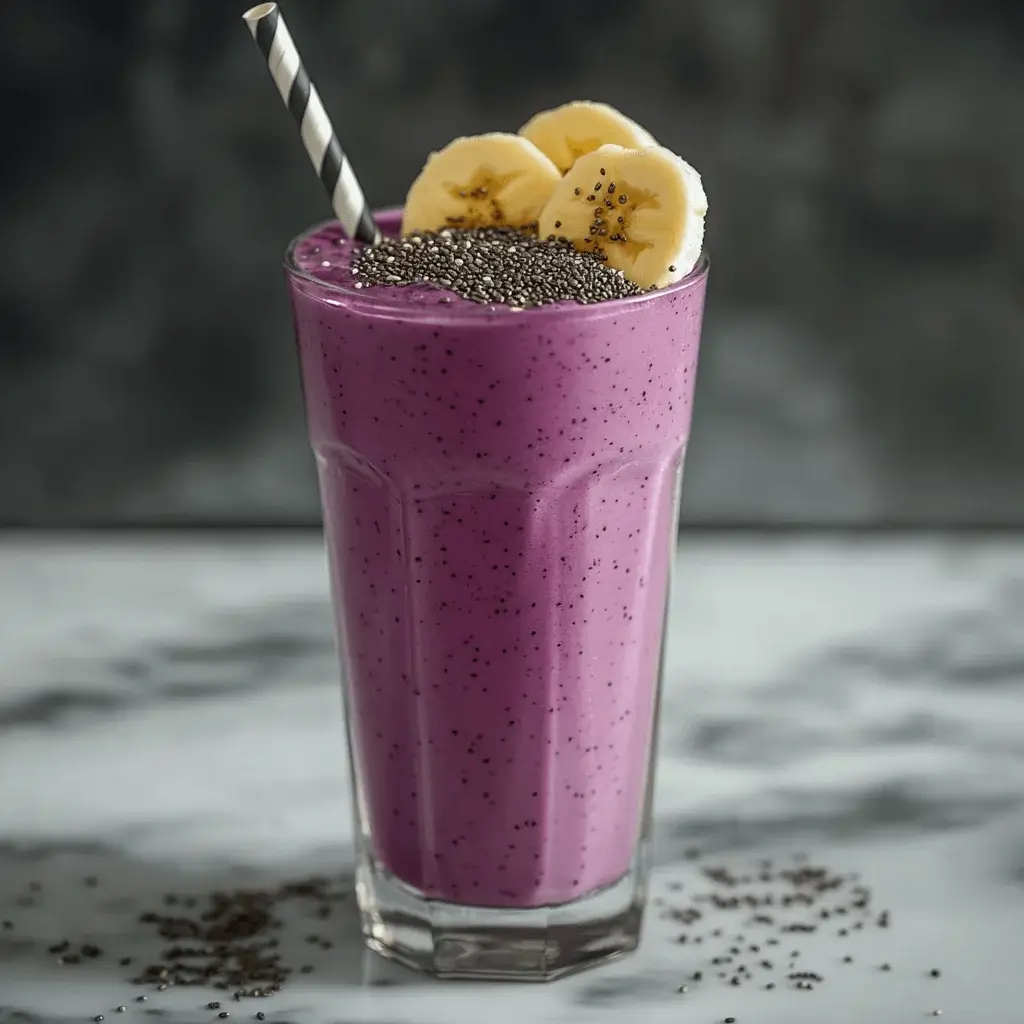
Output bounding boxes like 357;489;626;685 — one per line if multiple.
1;535;1023;1022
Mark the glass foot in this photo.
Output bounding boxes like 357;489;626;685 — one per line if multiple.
354;857;647;981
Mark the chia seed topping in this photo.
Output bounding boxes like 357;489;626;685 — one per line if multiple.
351;226;645;308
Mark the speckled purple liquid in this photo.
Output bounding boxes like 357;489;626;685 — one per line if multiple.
287;211;707;911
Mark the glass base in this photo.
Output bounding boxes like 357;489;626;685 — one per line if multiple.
354;857;646;981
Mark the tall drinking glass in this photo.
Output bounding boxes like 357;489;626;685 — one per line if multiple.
285;209;708;980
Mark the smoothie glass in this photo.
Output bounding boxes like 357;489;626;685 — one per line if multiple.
285;210;708;980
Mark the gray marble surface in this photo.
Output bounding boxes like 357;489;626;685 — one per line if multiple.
1;534;1022;1022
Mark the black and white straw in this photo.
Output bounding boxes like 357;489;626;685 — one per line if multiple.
243;3;380;244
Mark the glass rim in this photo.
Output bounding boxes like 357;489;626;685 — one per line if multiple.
284;207;709;322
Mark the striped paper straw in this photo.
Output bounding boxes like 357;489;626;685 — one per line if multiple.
243;3;380;244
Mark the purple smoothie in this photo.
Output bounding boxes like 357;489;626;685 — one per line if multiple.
288;210;707;909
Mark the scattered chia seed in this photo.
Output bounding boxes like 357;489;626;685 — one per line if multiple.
662;852;929;1000
352;226;645;308
123;875;347;996
11;844;926;1003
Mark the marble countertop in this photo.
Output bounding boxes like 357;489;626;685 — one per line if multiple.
1;534;1022;1023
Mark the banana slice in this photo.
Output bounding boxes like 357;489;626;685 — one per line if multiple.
402;133;561;235
538;143;707;289
519;100;656;175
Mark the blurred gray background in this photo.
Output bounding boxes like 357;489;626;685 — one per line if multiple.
1;0;1021;526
